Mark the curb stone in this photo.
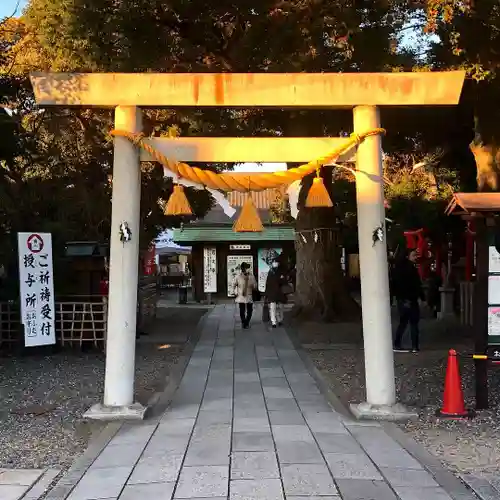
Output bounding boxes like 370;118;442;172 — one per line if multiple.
23;468;62;500
459;474;500;500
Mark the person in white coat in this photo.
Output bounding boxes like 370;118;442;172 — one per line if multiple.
232;262;257;329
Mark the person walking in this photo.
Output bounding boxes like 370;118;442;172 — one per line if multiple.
232;262;257;329
393;248;425;353
264;259;287;328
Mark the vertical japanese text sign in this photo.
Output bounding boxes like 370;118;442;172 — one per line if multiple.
18;233;56;347
203;247;217;293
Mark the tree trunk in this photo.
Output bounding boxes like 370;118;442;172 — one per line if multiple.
470;140;500;191
293;168;361;322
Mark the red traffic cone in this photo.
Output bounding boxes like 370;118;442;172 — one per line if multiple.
436;349;474;419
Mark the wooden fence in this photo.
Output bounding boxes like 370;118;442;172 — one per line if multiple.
0;280;158;350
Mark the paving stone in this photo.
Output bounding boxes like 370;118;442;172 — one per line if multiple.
263;386;294;399
166;404;201;419
0;469;44;486
184;442;231;466
111;424;158;446
204;387;233;399
143;434;191;458
127;455;184;484
192;423;232;439
197;409;232;425
266;398;300;412
380;467;439;488
0;485;31;500
290;381;321;393
233;417;270;432
269;411;305;425
231;451;279;480
286;373;315;383
258;359;282;368
230;478;284;500
335;479;398;500
304;413;347;434
362;447;423;470
281;463;339;497
234;385;263;397
92;443;144;468
325;453;383;480
261;377;290;388
119;481;175;499
287;497;339;500
67;466;131;500
234;406;268;418
315;433;364;454
157;418;197;434
299;402;335;414
393;486;453;500
235;372;260;382
174;465;229;498
201;398;232;411
234;393;265;404
233;432;274;452
259;367;285;378
276;441;324;464
272;425;314;442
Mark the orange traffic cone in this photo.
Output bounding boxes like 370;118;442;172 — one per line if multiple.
436;349;474;419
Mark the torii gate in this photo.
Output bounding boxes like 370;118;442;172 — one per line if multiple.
30;71;465;420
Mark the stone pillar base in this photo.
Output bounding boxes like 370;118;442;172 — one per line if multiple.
84;402;147;421
350;402;418;422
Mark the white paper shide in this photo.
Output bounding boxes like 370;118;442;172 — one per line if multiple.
18;233;56;347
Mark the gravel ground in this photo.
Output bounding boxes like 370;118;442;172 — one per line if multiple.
0;306;207;470
302;314;500;476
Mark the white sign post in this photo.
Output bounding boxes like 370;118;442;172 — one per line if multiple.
203;247;217;293
18;232;56;347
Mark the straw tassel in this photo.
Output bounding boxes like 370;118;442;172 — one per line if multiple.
165;185;193;216
305;176;333;208
233;196;264;232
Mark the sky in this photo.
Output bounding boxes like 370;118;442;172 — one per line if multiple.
1;0;26;19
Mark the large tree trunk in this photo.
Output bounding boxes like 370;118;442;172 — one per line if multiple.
469;81;500;192
470;140;500;191
292;168;360;322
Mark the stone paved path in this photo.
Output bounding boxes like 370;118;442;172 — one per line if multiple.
0;468;60;500
64;305;469;500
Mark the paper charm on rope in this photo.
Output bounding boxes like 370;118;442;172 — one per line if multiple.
287;180;301;219
162;165;236;218
372;224;384;246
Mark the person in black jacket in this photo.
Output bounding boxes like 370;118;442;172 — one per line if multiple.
392;249;425;353
265;259;287;328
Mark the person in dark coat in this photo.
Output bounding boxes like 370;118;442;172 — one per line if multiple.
264;259;287;328
393;248;425;352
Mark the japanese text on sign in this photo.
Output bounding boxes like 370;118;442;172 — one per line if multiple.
18;233;56;347
203;247;217;293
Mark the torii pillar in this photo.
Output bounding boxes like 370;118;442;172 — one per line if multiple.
29;71;466;420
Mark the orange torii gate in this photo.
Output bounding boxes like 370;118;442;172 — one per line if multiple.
30;71;465;420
